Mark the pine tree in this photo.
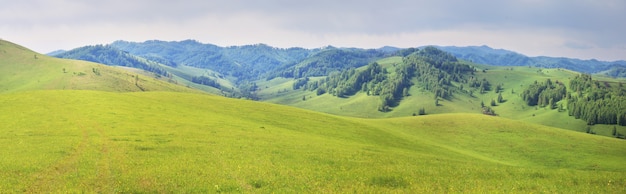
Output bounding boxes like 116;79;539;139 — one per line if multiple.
497;93;503;103
549;98;556;109
490;99;496;106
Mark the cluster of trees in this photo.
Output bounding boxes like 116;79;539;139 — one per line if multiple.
567;74;626;125
399;47;475;102
191;76;221;88
468;77;491;94
295;47;476;112
520;79;566;108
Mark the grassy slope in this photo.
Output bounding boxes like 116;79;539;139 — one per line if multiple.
0;40;200;94
0;90;624;193
262;56;626;136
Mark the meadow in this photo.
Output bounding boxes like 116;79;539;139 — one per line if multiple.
0;90;624;193
1;39;625;192
259;57;626;137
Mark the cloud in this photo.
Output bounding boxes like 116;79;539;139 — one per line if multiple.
1;0;625;60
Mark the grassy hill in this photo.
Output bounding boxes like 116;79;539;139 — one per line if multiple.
0;90;624;193
0;40;199;94
261;55;626;137
2;40;625;192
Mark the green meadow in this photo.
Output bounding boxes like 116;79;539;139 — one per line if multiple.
0;90;625;193
1;39;625;192
259;56;626;137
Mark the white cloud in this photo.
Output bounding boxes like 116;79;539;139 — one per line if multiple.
1;0;625;60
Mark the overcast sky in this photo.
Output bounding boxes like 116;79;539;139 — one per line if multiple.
2;0;625;61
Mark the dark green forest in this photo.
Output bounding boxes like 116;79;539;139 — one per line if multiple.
296;47;479;112
567;74;626;126
521;79;567;108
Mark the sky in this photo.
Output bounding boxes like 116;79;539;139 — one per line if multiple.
1;0;625;61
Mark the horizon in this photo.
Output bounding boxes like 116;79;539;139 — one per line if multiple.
2;1;625;61
28;38;623;62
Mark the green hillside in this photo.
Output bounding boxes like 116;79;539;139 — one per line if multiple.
1;40;625;192
0;90;624;193
262;53;626;137
0;40;199;94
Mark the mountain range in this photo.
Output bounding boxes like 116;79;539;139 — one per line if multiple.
435;45;626;77
53;40;626;80
2;39;625;192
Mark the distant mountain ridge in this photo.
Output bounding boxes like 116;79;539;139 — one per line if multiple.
434;45;626;77
53;45;171;77
109;40;394;81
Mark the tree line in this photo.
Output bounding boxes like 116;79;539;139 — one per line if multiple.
191;76;221;88
567;74;626;125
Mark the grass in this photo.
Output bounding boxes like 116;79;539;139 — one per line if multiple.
1;39;625;192
263;57;626;137
0;40;200;94
0;90;624;193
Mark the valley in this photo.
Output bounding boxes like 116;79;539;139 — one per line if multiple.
1;39;625;192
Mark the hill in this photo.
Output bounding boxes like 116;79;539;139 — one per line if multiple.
0;90;624;193
53;40;392;98
2;39;625;192
261;48;626;138
435;45;626;77
53;45;171;77
0;39;198;94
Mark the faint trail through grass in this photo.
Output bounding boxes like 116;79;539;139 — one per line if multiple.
26;126;89;192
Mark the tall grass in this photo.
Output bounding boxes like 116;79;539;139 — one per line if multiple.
0;90;624;193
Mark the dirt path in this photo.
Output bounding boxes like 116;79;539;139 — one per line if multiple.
26;121;118;192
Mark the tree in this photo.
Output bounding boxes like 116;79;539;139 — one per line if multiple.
435;98;439;106
418;107;426;115
613;126;618;137
482;106;497;116
495;84;502;93
497;93;503;103
480;100;485;108
490;99;496;106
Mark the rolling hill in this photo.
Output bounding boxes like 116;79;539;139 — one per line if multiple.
47;40;626;138
0;40;198;94
1;90;624;193
2;39;626;192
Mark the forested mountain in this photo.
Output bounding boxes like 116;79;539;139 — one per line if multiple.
110;40;392;82
110;40;314;82
272;47;389;79
436;45;626;77
22;39;626;137
297;46;479;112
54;45;171;77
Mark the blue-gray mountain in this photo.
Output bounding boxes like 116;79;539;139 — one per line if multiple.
434;45;626;77
53;45;170;77
109;40;393;81
50;41;626;90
